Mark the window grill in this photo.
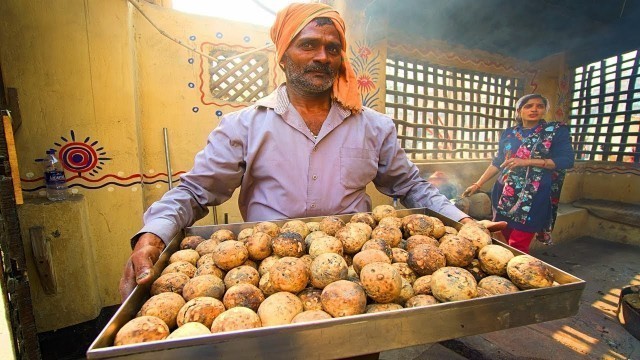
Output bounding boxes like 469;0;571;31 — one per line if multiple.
209;49;270;103
385;55;523;160
570;49;640;163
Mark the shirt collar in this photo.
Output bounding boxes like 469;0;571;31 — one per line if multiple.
255;84;352;119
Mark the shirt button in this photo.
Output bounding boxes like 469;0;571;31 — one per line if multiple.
313;147;318;152
310;203;316;208
312;175;318;180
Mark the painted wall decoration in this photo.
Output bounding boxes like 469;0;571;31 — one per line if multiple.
21;130;183;193
350;41;381;109
555;72;570;121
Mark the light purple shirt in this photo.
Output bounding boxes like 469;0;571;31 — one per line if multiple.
139;85;467;245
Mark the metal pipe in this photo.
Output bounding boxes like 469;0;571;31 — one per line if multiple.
163;128;173;190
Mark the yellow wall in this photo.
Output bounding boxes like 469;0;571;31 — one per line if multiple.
1;0;638;332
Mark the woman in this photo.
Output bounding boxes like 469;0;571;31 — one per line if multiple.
462;94;574;253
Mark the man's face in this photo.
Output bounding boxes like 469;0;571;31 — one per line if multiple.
281;20;343;95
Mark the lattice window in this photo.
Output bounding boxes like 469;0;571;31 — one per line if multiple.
570;49;640;163
385;55;523;160
209;49;269;103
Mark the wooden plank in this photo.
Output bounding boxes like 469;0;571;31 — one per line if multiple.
28;226;57;295
1;115;23;204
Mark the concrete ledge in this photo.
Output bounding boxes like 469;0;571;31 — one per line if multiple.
573;199;640;227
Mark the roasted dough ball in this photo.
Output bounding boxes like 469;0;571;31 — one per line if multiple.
319;216;345;236
161;261;197;278
269;257;309;293
402;214;434;237
392;262;417;285
371;226;403;248
176;297;225;328
352;249;392;275
258;272;277;297
335;223;370;254
180;235;206;250
291;310;333;323
210;229;236;242
167;322;210;339
271;231;305;258
298;287;324;311
169;249;200;266
222;283;265;312
431;267;478;302
281;220;310;239
458;223;492;253
212;241;248;270
182;274;225;301
210;307;262;333
405;235;440;252
308;235;344;259
257;291;304;326
377;216;402;230
444;226;458;235
391;248;409;263
429;216;447;239
137;292;185;329
365;303;403;313
321;280;367;317
438;235;476;267
372;204;397;222
394;278;415;305
478;244;514;276
224;265;260;289
361;239;393;261
407;244;446;276
257;255;281;276
114;316;169;346
478;275;520;295
412;275;433;295
405;294;438;307
310;252;348;289
244;231;272;261
506;255;554;290
360;262;402;303
306;221;321;232
305;231;328;252
237;227;254;242
195;262;226;279
350;212;377;229
195;239;222;257
151;272;190;296
253;221;280;238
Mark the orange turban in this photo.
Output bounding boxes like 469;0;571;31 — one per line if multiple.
270;3;361;112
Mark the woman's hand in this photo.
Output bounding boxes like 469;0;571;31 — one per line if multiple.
461;183;480;197
119;233;165;302
501;157;525;170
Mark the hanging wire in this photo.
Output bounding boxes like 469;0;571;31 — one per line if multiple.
127;0;274;66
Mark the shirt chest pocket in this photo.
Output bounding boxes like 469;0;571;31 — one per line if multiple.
340;147;378;189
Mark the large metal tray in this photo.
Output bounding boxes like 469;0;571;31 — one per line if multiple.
87;208;585;359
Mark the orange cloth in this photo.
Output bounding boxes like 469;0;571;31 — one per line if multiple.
270;3;361;112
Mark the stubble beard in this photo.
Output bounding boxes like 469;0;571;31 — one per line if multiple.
283;55;337;95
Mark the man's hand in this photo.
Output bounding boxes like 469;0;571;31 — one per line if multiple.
119;233;166;302
459;217;507;233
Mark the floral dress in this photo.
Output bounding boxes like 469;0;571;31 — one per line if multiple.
490;121;575;244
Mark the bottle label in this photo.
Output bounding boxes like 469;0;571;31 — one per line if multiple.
45;170;67;185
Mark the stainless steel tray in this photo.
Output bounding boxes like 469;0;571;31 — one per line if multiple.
87;208;585;359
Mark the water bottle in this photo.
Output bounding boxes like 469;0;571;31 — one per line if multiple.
43;150;68;201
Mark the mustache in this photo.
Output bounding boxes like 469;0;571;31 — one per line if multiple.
304;64;333;74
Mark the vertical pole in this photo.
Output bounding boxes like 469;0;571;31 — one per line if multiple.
163;128;173;190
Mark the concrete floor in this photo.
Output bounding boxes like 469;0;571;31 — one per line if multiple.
2;236;639;359
379;236;640;360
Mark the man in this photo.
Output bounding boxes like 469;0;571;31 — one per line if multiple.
119;3;503;301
